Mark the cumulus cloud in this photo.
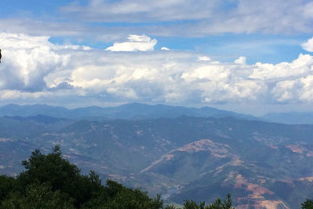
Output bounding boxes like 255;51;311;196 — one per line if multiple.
250;54;313;81
105;35;157;52
234;56;247;65
0;33;70;91
198;56;211;62
3;33;313;109
0;33;94;91
161;47;170;51
302;37;313;52
61;51;313;105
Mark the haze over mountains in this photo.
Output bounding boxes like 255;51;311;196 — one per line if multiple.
0;103;253;120
1;103;313;209
262;112;313;125
1;103;313;124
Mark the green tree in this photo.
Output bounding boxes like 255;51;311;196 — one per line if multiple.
183;200;206;209
1;183;74;209
0;175;16;201
82;180;163;209
164;205;177;209
302;199;313;209
182;194;233;209
17;146;102;208
207;194;233;209
0;146;234;209
0;146;164;209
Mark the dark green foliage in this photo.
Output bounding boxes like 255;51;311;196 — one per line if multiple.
0;146;163;209
182;194;233;209
302;200;313;209
0;175;16;201
184;200;205;209
1;183;74;209
81;180;163;209
17;146;99;207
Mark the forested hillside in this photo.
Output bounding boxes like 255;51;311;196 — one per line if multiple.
0;146;235;209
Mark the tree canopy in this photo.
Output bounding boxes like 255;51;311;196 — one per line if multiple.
0;146;235;209
302;200;313;209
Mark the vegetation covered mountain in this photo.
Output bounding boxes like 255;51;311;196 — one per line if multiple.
0;146;237;209
1;104;313;208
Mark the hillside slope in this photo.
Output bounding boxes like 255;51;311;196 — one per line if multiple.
1;116;313;208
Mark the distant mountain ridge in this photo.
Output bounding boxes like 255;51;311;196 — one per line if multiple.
0;103;255;120
262;112;313;124
5;103;313;125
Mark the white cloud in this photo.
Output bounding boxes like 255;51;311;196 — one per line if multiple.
198;56;211;61
0;33;70;91
234;56;247;65
106;35;157;52
250;54;313;81
302;37;313;52
161;47;170;51
3;33;313;109
64;51;313;105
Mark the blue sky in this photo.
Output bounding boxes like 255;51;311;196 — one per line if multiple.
0;0;313;114
0;0;70;17
0;0;311;63
1;0;73;13
153;34;311;64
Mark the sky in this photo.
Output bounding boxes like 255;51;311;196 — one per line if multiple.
1;0;313;115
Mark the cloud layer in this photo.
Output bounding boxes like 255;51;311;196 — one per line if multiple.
1;0;312;46
1;33;313;110
61;0;313;35
106;35;157;52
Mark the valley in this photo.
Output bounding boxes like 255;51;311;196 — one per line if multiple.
0;104;313;209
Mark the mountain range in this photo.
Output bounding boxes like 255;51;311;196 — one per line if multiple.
262;112;313;124
1;103;313;209
0;103;255;120
3;103;313;124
